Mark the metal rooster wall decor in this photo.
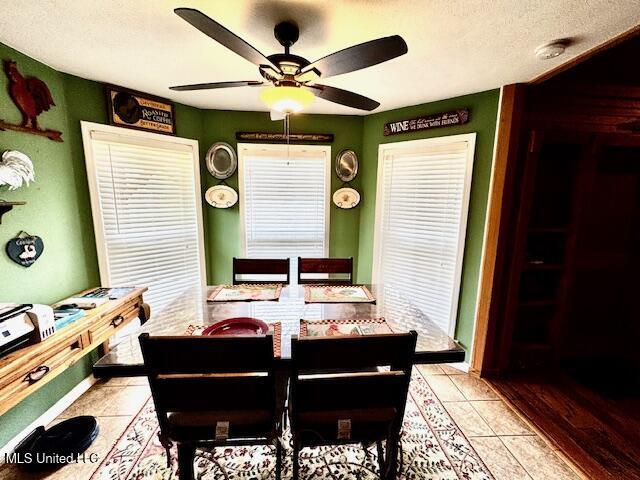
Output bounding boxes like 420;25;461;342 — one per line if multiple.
0;60;62;142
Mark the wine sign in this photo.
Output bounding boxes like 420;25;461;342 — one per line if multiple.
6;232;44;267
106;85;176;135
383;109;470;136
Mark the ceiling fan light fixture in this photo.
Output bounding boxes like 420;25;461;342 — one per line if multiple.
260;86;314;113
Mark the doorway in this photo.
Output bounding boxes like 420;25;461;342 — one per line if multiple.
477;33;640;479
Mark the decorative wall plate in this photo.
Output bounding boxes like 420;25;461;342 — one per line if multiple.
205;185;238;208
332;187;360;209
335;149;359;182
0;150;35;190
206;142;237;179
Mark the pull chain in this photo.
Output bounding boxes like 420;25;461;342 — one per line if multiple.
285;113;291;164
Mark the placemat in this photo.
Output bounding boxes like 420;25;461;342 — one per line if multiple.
303;285;376;303
300;318;393;337
185;322;282;357
208;283;283;302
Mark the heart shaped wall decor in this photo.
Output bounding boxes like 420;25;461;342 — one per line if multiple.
6;232;44;267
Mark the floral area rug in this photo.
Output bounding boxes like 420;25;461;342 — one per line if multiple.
90;369;493;480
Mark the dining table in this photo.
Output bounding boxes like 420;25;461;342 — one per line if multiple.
92;284;465;378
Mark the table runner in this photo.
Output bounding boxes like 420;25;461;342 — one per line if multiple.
184;322;282;357
208;283;283;302
300;318;393;337
303;285;376;303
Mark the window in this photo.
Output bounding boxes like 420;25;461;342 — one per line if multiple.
239;144;330;281
81;122;205;313
373;134;476;334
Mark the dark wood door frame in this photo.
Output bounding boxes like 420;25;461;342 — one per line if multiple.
470;83;526;375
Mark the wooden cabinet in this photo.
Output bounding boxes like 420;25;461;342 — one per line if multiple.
494;128;640;372
0;334;83;411
0;287;148;417
502;132;587;370
86;295;142;346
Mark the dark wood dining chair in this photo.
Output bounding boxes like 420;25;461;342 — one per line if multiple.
139;333;283;480
297;257;353;285
232;257;290;285
288;331;417;479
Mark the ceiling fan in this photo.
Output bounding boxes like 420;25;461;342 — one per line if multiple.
170;8;408;113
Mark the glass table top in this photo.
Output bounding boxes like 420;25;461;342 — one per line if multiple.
93;284;464;376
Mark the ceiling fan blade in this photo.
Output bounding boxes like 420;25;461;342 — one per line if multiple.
174;8;281;73
170;80;264;91
299;35;407;80
305;84;380;111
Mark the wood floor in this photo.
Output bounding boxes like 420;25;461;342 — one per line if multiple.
487;372;640;480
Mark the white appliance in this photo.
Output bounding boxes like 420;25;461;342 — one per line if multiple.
0;304;34;356
0;304;56;357
26;304;56;341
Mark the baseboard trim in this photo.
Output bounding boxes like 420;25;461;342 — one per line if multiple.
447;361;470;373
0;374;97;460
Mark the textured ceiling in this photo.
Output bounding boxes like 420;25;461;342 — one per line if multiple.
1;0;639;115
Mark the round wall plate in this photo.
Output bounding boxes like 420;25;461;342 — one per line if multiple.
1;150;35;189
333;187;361;209
335;149;359;182
206;142;237;179
205;185;238;209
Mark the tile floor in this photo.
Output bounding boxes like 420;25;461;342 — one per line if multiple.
417;364;583;480
0;365;584;480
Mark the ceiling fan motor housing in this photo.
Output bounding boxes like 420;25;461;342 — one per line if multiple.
262;53;310;84
274;21;299;48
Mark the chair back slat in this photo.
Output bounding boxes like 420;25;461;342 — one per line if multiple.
291;333;415;371
140;334;274;373
297;257;353;285
154;375;273;412
295;373;407;412
233;258;290;285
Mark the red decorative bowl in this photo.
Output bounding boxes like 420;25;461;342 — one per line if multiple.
202;317;269;336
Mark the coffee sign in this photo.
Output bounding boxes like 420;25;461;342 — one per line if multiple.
383;109;470;136
106;85;176;135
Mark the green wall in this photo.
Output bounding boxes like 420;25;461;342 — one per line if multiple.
357;90;500;356
199;110;363;284
0;40;499;448
0;51;100;304
0;42;202;448
0;42;102;449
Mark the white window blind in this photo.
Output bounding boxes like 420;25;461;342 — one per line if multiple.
374;134;476;334
82;123;205;313
239;144;330;280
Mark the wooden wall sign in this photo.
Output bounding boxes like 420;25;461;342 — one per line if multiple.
106;85;176;135
0;60;62;142
6;231;44;267
383;109;470;136
236;132;334;142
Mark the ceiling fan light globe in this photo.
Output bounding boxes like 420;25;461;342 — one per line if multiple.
260;86;314;113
